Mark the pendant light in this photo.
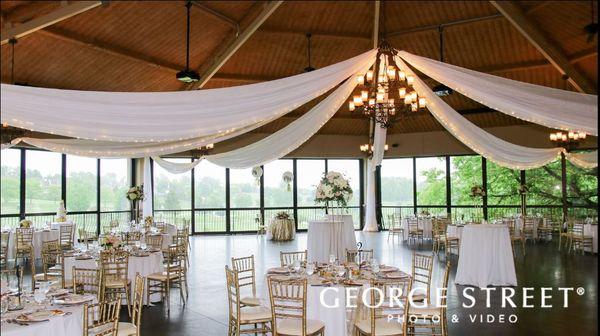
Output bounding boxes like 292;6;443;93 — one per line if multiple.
176;1;200;83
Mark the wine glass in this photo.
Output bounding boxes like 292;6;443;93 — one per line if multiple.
372;262;380;275
140;242;147;250
336;266;346;280
328;254;336;265
292;260;301;273
306;263;315;276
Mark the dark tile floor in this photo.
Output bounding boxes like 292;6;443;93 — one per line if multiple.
133;232;598;336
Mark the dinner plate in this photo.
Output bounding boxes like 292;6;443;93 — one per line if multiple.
379;266;399;273
54;294;94;305
382;271;410;279
47;288;70;297
268;267;290;274
16;310;64;322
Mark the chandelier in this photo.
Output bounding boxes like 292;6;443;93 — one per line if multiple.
360;143;389;156
549;130;586;143
348;41;426;128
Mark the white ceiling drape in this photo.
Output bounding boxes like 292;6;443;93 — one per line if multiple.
395;55;566;170
1;49;376;143
398;51;598;136
565;151;598;169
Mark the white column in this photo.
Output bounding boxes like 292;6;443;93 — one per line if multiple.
142;157;153;218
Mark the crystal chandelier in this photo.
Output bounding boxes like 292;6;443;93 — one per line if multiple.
348;41;426;128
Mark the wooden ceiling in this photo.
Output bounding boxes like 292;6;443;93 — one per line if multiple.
0;1;597;137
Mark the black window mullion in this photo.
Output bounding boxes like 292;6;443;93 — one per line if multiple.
61;154;67;206
482;157;488;221
19;148;26;220
292;159;298;231
191;158;195;234
96;159;101;235
225;168;231;233
412;158;417;215
445;156;451;216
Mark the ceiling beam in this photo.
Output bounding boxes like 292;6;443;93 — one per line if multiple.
258;28;370;40
372;0;380;48
190;1;239;36
1;1;102;45
186;1;283;90
490;0;596;93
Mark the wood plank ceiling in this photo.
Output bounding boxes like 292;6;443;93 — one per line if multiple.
0;1;597;138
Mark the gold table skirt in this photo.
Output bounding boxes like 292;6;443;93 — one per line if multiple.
268;219;295;241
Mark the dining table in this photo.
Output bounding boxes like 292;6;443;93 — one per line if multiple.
5;228;76;260
307;217;357;263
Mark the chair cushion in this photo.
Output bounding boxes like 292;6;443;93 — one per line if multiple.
104;279;130;288
354;318;404;336
409;304;443;317
239;306;271;324
117;322;137;336
276;319;325;335
240;296;261;307
147;272;179;281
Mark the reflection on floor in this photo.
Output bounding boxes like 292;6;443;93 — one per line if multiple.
134;232;597;336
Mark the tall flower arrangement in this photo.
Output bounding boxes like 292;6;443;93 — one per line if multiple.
126;185;145;221
314;172;353;209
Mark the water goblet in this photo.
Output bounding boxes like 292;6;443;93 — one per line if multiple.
293;260;301;273
329;254;336;265
336;266;346;280
140;242;147;250
306;263;315;276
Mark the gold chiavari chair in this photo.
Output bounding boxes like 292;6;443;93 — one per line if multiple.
345;249;374;264
387;214;404;242
537;218;554;241
110;220;120;229
34;239;66;288
406;261;451;336
256;213;267;237
407;217;423;245
571;222;593;255
354;278;411;336
504;218;525;257
444;231;460;258
72;267;101;299
432;218;448;255
14;227;34;269
173;229;190;267
59;224;75;250
154;222;167;234
0;231;10;267
559;219;573;251
122;231;142;246
522;217;536;243
118;273;145;336
78;228;99;248
268;276;325;336
280;250;307;267
146;245;186;312
145;234;163;250
226;266;272;335
411;252;433;303
231;255;261;307
83;298;121;336
100;249;132;317
175;242;189;297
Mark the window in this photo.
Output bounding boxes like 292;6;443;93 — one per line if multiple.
153;159;191;211
25;150;62;213
566;159;597;208
486;161;521;206
381;158;413;206
229;168;260;208
415;157;446;206
450;156;482;206
327;159;360;207
1;148;20;215
194;160;226;209
66;155;97;212
264;160;293;208
526;159;563;206
100;159;131;211
296;159;325;207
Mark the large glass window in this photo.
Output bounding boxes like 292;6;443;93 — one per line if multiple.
1;148;20;215
25;150;62;213
194;160;226;209
327;160;360;207
229;168;260;208
415;157;446;206
566;159;597;209
66;155;97;212
526;159;563;206
486;161;521;206
296;159;326;207
264;160;293;208
100;159;130;211
153;159;191;210
381;158;413;206
450;156;482;206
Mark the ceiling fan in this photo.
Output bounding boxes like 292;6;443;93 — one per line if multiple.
304;33;316;72
583;0;598;43
176;1;200;83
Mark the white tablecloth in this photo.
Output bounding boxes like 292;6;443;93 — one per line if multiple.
514;217;543;239
455;224;517;288
267;219;295;241
63;251;164;304
584;224;598;253
1;302;85;336
401;217;433;240
6;229;62;260
307;285;353;336
307;218;357;263
446;225;464;240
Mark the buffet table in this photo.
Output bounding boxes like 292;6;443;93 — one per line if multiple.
455;224;517;288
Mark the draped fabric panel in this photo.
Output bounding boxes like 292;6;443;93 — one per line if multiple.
370;126;387;170
0;50;376;142
153;156;202;173
395;56;565;170
143;157;153;218
398;51;598;136
363;160;378;232
565;150;598;168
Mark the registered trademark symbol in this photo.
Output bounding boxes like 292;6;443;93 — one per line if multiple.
576;287;585;295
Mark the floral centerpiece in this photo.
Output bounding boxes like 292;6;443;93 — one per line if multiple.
126;185;145;221
315;172;353;213
275;211;291;220
19;219;32;228
100;234;122;250
144;216;153;226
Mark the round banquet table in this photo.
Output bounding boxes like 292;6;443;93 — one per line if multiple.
455;224;517;288
5;229;72;260
306;284;354;336
267;219;295;241
307;218;357;263
401;217;433;240
63;251;164;304
1;301;86;336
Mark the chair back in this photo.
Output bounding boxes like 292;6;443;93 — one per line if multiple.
407;218;419;232
363;278;411;335
346;249;374;264
572;222;585;238
411;252;433;303
99;249;129;284
154;222;167;233
0;267;23;293
131;273;145;333
164;245;184;277
268;276;308;336
40;240;64;286
72;267;101;299
83;298;121;336
122;231;142;246
231;255;257;298
145;234;163;250
16;227;34;248
503;218;517;236
523;217;535;231
279;250;307;267
59;224;74;245
225;266;242;325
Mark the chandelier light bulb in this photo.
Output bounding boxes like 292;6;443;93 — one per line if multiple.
206;143;214;149
418;97;427;108
361;90;369;101
550;134;557;141
568;130;574;139
399;87;406;98
411;103;418;112
366;70;374;81
410;91;418;101
387;66;396;80
368;98;376;106
388;98;395;106
562;134;567;141
580;132;587;139
356;75;365;85
348;101;355;111
556;132;563;138
353;96;363;106
376;92;384;103
407;76;415;85
573;133;579;140
404;96;412;105
384;144;389;150
399;71;406;81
